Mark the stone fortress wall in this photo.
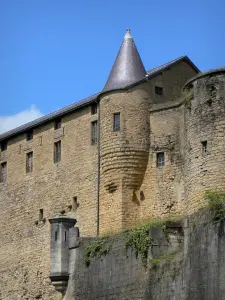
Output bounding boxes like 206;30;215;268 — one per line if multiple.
0;36;225;299
183;68;225;215
0;106;99;299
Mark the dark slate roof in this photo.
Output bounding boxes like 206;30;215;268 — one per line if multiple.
102;29;147;92
147;55;200;77
0;56;200;142
0;93;99;141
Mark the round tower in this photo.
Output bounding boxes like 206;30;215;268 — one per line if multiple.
99;29;150;232
183;68;225;214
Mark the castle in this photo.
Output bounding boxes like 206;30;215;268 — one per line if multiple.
0;29;225;299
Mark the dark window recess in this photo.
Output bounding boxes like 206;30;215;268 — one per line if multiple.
156;152;165;167
91;103;98;115
54;118;61;130
155;86;164;95
140;191;145;201
39;209;44;221
26;152;33;173
0;162;7;183
54;141;61;163
1;140;7;152
65;231;67;241
91;121;98;145
73;196;78;210
26;130;33;141
202;141;208;154
55;231;58;241
113;113;120;131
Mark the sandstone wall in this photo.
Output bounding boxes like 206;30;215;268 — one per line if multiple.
183;70;225;214
144;60;198;104
137;103;184;221
0;61;200;298
0;106;98;300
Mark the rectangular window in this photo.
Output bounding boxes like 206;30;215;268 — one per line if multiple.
54;141;61;163
113;113;120;131
202;141;208;154
0;162;7;183
155;86;164;95
73;196;78;211
91;121;98;145
54;118;61;130
26;152;33;173
1;140;7;152
156;152;165;167
91;103;98;115
39;209;44;221
26;129;33;141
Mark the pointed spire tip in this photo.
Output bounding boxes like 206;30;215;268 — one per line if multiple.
124;28;132;39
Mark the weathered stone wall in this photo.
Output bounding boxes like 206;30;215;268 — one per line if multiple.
144;60;198;104
0;106;98;300
0;62;201;299
65;221;183;300
137;104;185;221
65;210;225;300
183;70;225;215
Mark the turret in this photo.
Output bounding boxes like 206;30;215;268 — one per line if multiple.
99;29;151;232
49;215;76;294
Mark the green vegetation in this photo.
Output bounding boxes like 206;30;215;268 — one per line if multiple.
151;252;179;266
205;189;225;224
125;224;152;267
84;216;183;267
84;238;111;266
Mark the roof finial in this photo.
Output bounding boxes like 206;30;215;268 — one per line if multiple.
124;28;132;39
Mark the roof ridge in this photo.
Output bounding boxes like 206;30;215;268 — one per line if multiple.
0;56;200;141
147;56;186;74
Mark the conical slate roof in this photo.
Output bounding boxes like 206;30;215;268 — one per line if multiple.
103;29;147;92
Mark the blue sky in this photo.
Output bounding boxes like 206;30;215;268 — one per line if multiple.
0;0;225;132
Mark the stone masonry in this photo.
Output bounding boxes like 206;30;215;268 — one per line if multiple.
0;29;224;299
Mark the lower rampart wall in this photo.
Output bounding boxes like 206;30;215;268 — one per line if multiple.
65;210;225;300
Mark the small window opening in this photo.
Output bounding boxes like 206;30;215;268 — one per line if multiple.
140;191;145;201
26;152;33;173
91;121;98;145
39;209;44;221
55;231;58;241
155;86;164;96
202;141;208;154
73;196;78;211
1;140;7;152
113;113;120;131
156;152;165;167
26;130;33;141
65;231;67;241
0;162;7;183
54;118;61;130
54;141;61;163
91;103;98;115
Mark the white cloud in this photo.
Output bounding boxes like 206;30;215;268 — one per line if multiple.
0;105;43;134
